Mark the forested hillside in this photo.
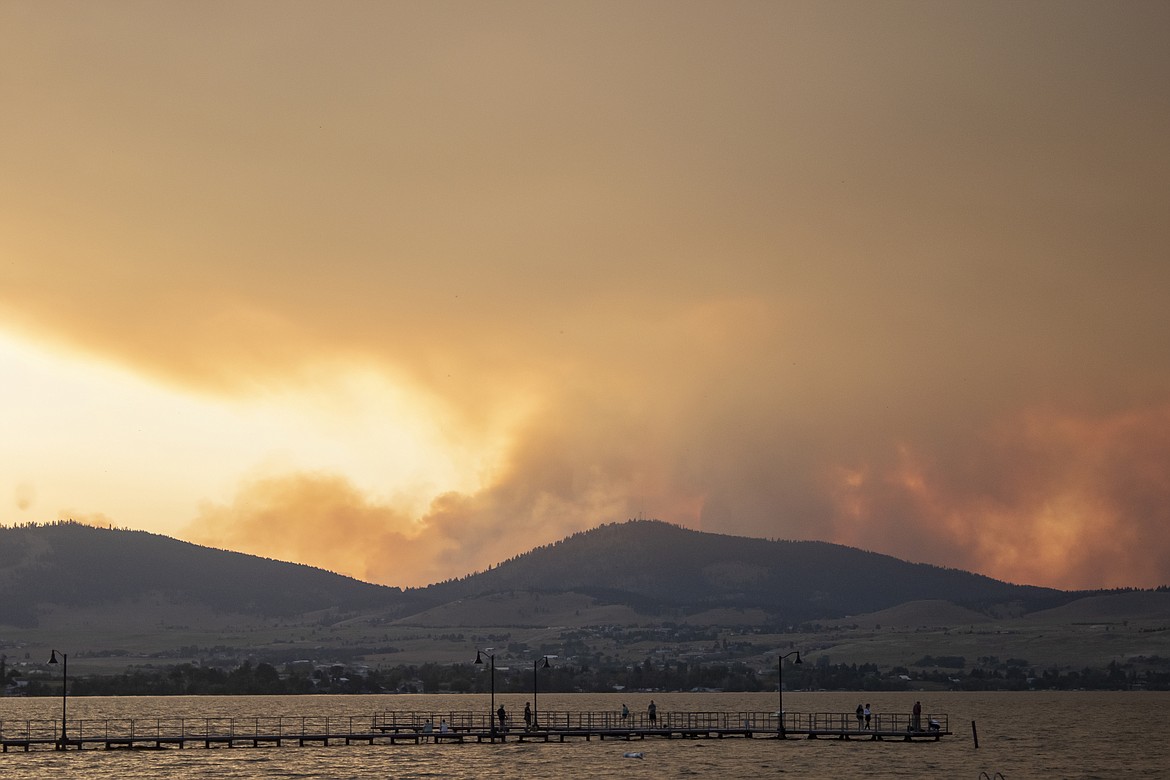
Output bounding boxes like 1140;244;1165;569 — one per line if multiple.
427;520;1071;623
0;520;1079;631
0;522;406;626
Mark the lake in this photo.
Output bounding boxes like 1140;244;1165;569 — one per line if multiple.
1;690;1165;778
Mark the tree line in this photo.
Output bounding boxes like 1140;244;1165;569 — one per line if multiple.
15;656;1168;697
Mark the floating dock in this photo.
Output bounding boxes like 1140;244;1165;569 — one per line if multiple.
0;710;951;752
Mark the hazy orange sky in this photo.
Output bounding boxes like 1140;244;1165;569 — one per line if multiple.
3;2;1169;590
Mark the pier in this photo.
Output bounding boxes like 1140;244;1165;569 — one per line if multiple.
0;710;950;752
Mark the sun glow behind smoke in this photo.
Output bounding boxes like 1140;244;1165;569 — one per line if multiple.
0;331;491;542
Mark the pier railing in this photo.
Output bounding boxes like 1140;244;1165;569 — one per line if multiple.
784;711;948;734
1;716;378;743
370;709;949;734
2;710;950;751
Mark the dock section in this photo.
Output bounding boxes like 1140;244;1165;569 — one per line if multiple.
1;710;951;753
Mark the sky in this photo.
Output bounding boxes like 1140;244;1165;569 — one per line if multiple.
3;1;1169;591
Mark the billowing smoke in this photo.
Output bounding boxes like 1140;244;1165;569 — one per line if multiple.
8;3;1170;590
823;404;1170;589
187;388;1170;589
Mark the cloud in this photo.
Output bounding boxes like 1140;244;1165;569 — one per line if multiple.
823;405;1170;589
8;3;1170;590
182;393;707;588
186;473;431;586
185;381;1170;591
181;468;627;590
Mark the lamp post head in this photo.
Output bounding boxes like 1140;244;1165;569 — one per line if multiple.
794;652;802;665
474;651;483;665
48;650;59;665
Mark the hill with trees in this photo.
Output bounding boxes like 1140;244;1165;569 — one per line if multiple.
0;519;1082;630
426;520;1073;624
0;521;409;627
2;520;1167;692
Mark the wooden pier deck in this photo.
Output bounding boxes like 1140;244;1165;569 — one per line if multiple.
0;711;951;753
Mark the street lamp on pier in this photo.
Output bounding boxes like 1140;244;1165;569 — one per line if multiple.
777;650;801;738
532;655;556;729
474;648;499;735
48;649;68;750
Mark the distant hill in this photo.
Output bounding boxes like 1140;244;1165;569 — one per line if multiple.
4;520;1165;678
848;599;996;628
0;522;408;627
423;520;1073;624
0;519;1085;633
1025;591;1170;623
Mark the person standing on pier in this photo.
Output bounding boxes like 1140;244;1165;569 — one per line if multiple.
864;704;871;729
856;704;864;729
497;705;507;732
524;702;532;730
912;701;922;731
621;703;629;722
648;700;657;725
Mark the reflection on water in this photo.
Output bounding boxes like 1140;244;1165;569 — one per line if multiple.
2;691;1167;778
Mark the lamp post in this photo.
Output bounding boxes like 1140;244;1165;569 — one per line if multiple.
48;649;67;750
474;648;497;735
777;650;801;738
532;655;556;730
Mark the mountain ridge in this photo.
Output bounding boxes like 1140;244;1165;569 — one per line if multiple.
3;520;1167;679
425;520;1071;623
0;519;1119;631
0;521;409;627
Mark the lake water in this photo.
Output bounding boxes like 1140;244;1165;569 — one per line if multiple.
1;690;1166;778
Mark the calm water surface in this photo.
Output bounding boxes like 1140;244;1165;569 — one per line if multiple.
1;691;1165;778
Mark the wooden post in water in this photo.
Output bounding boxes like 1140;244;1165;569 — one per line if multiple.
971;720;979;749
